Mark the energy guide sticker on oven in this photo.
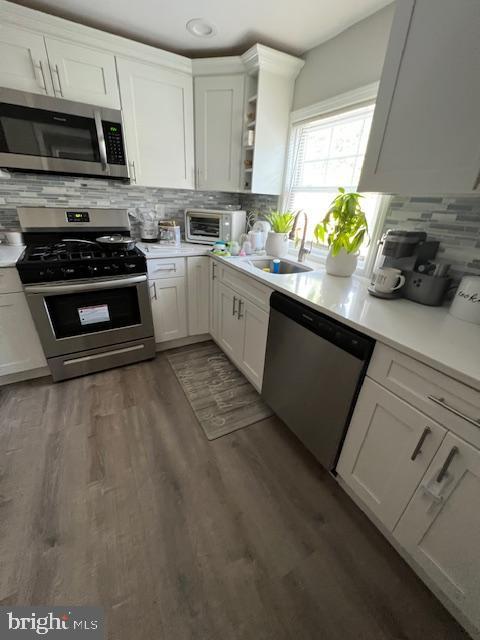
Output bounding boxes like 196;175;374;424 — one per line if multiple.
78;305;110;326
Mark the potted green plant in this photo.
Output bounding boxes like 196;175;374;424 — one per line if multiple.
263;210;296;257
314;188;368;277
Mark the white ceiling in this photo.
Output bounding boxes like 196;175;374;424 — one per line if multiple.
10;0;393;57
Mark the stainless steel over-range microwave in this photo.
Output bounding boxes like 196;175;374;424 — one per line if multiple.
0;88;129;179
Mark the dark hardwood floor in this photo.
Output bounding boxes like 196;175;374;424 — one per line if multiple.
0;353;469;639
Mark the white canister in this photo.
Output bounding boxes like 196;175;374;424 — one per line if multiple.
449;276;480;325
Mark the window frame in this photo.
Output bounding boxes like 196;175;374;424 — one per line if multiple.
281;82;388;277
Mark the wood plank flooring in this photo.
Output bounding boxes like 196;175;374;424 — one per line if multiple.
0;353;470;639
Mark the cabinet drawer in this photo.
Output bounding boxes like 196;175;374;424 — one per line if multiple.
0;268;22;294
147;257;185;279
368;344;480;446
218;262;272;311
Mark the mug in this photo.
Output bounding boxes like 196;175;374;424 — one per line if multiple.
372;267;406;293
449;276;480;325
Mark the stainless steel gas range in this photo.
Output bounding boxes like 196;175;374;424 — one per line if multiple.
16;207;155;382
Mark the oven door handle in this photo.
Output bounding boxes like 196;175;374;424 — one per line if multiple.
94;110;110;174
24;275;147;294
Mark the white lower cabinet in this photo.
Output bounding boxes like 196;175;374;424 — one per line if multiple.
239;298;269;390
0;292;46;376
216;280;269;391
209;260;220;341
337;379;446;531
187;257;209;335
218;282;243;360
394;433;480;631
150;277;187;343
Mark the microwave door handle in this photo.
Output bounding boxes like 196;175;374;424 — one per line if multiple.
94;110;109;174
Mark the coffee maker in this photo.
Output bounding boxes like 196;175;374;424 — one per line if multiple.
370;230;450;305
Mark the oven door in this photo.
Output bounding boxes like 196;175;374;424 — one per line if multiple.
0;89;128;178
186;212;222;244
24;275;154;358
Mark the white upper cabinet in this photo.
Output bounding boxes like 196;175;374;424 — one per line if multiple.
0;24;53;95
359;0;480;195
394;432;480;631
117;57;195;189
44;37;120;108
194;74;244;191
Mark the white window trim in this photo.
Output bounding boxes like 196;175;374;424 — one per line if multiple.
282;81;388;278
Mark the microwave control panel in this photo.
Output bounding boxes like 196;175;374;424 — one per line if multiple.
103;122;126;165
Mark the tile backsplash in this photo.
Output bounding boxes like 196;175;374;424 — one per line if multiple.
0;172;278;233
382;195;480;282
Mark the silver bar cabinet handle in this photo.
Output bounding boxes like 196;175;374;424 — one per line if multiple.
436;446;458;483
35;60;47;92
212;262;217;280
237;299;244;319
427;395;480;428
411;427;431;461
53;63;63;96
232;295;237;316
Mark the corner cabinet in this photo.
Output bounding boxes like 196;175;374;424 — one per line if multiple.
194;74;245;191
116;58;195;189
359;0;480;195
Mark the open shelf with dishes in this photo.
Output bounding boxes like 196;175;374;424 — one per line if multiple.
242;73;258;191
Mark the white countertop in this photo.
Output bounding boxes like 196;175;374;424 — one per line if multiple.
213;254;480;391
0;243;25;267
136;241;210;258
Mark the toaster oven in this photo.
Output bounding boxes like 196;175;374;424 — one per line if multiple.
184;209;246;245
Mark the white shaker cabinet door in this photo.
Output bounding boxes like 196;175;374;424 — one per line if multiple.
394;433;480;632
239;297;268;392
209;260;220;341
359;0;480;194
0;25;53;95
194;74;244;191
44;37;120;108
217;282;243;362
117;58;194;189
187;257;210;336
337;379;446;531
0;292;46;376
150;277;187;343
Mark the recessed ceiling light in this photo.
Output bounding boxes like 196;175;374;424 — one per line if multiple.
186;18;216;38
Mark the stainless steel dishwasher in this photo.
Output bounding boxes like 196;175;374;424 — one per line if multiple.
262;292;374;470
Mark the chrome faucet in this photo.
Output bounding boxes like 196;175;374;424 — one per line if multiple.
289;210;310;263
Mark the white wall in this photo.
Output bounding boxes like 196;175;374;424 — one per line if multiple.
293;3;395;111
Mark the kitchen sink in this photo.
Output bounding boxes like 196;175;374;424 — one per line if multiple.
248;258;313;274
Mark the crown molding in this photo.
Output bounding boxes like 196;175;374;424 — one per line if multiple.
0;0;192;74
191;56;244;76
241;44;305;78
290;82;379;124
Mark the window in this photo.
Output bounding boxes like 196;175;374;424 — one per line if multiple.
283;100;385;274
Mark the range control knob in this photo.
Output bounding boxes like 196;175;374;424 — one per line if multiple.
61;266;75;277
124;262;137;271
87;265;100;275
